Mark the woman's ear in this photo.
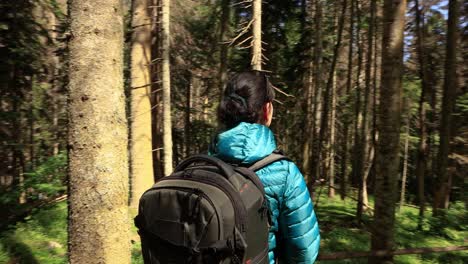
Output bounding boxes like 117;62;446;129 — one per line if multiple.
263;102;273;127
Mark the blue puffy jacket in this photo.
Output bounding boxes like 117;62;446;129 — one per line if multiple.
211;122;320;264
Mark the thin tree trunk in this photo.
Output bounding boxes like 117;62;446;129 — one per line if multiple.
369;0;382;194
357;0;375;220
218;0;231;97
185;72;192;156
433;0;459;214
414;0;429;227
370;0;406;263
53;97;60;156
301;0;313;179
311;0;323;175
352;0;363;190
362;144;374;207
328;70;337;198
399;115;410;210
162;0;173;175
339;0;354;199
252;0;262;70
129;0;155;208
68;0;130;262
151;0;164;180
28;78;35;170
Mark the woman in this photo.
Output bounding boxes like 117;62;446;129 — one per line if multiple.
210;71;320;264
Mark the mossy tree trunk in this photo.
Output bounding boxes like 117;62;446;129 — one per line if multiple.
68;0;130;263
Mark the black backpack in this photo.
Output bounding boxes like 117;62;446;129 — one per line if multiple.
134;153;288;264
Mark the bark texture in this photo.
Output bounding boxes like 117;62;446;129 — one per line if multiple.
252;0;262;70
129;0;155;208
68;0;130;263
370;0;406;263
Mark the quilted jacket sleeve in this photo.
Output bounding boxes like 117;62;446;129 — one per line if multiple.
278;162;320;263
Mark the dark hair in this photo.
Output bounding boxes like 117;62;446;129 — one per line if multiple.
218;71;275;129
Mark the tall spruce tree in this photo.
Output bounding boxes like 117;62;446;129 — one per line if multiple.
370;0;406;263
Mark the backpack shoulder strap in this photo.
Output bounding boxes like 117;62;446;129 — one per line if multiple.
248;151;290;172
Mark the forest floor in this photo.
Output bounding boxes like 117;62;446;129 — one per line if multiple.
0;191;466;264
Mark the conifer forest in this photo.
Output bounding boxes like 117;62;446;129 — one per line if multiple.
0;0;467;263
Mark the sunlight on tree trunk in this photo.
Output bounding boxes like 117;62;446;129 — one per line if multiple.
252;0;262;70
162;0;173;175
129;0;155;208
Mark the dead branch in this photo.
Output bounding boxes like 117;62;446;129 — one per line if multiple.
273;99;284;105
229;19;254;46
272;85;294;98
131;81;162;90
236;35;253;47
231;0;252;7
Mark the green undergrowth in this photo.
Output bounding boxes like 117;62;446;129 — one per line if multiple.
0;202;67;264
315;191;468;264
1;193;466;263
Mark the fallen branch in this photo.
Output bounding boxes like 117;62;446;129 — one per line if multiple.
317;245;468;260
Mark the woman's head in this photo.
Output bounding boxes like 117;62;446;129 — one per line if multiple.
218;71;275;129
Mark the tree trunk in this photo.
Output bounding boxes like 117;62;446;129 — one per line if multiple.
357;1;376;221
185;72;192;156
369;0;382;195
433;0;459;214
129;0;155;208
362;144;374;208
311;0;323;176
352;0;363;190
151;0;164;180
357;0;375;220
339;0;354;199
218;0;231;97
414;0;429;227
328;69;337;198
345;0;354;123
399;115;410;210
162;0;173;175
252;0;262;70
370;0;406;263
68;0;130;263
301;0;314;181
